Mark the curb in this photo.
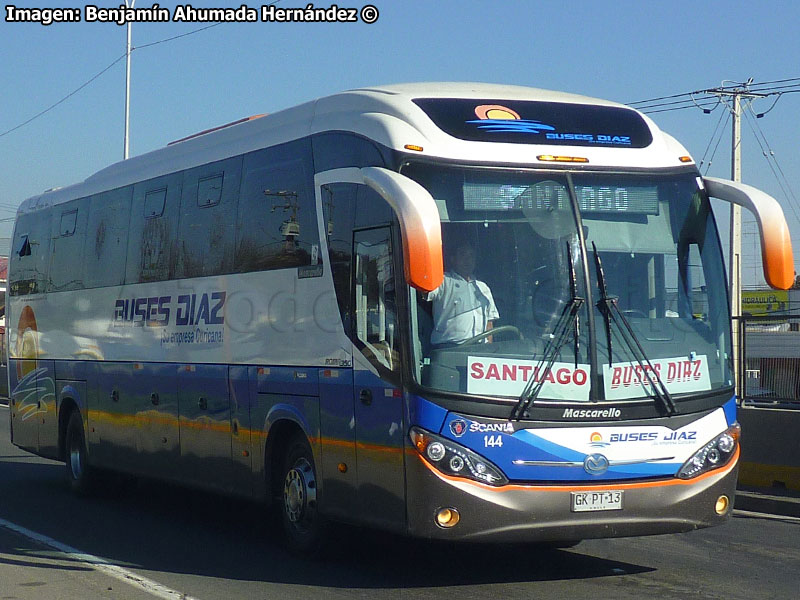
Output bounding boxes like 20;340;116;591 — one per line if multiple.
735;489;800;518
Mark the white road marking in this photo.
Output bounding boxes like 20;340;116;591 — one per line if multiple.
0;517;200;600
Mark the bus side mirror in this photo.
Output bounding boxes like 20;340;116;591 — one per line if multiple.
360;167;444;292
702;177;795;290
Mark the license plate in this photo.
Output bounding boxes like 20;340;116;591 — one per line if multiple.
570;490;623;512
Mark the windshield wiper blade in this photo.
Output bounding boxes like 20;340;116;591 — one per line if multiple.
591;243;677;415
592;242;614;364
567;240;581;368
511;243;584;421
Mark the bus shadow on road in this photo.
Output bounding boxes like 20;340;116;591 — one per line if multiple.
308;529;655;588
94;477;656;588
0;460;654;588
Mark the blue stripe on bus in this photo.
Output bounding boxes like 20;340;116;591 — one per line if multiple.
407;395;449;434
723;395;737;426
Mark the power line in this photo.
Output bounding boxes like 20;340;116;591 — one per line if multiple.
641;100;721;115
1;0;285;141
0;53;127;139
628;79;800;115
631;78;800;234
746;76;800;90
628;94;718;112
0;22;233;140
628;91;699;107
135;22;223;50
698;107;730;174
702;109;731;175
742;106;800;229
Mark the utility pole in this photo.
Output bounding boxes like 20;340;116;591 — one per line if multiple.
706;80;767;398
123;0;135;160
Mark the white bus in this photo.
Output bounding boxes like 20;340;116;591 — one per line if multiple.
7;83;794;551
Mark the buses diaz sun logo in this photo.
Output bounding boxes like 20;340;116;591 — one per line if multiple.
468;104;556;134
589;431;610;447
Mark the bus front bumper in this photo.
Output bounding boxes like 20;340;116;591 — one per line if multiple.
405;452;739;543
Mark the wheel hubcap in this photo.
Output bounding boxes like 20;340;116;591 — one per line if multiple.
283;458;316;525
69;440;83;480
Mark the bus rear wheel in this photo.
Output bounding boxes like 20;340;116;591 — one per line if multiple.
280;433;324;553
65;410;93;495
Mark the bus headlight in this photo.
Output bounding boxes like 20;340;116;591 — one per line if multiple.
677;424;740;480
409;427;508;486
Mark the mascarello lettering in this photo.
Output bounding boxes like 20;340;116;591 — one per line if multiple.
562;408;622;419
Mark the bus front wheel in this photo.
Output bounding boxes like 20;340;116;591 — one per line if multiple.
280;433;324;553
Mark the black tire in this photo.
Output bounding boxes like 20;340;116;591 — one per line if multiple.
65;410;93;495
279;433;325;554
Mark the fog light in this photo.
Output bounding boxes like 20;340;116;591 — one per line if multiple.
715;495;730;515
435;507;460;528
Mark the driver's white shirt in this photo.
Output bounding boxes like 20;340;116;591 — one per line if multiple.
428;271;499;346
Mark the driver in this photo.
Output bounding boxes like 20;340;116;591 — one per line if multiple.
428;242;499;347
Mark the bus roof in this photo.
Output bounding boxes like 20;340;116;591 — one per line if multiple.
17;82;692;215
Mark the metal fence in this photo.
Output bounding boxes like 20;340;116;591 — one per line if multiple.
740;314;800;408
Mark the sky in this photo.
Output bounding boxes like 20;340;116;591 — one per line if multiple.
2;0;799;287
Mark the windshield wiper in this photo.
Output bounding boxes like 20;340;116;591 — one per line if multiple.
591;242;677;415
511;242;584;420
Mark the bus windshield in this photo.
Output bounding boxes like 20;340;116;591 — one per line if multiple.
402;163;732;404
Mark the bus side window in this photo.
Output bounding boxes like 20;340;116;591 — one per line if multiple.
176;157;241;278
85;186;132;289
9;211;48;296
235;142;319;273
49;199;88;292
353;227;399;374
677;243;709;321
125;173;182;284
312;131;386;172
355;183;392;228
321;183;356;337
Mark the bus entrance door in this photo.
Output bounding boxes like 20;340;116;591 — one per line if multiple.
352;227;406;532
352;362;406;531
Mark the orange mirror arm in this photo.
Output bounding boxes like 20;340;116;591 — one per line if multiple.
361;167;444;292
703;177;795;290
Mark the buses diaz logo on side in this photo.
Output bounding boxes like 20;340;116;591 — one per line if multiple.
112;291;226;328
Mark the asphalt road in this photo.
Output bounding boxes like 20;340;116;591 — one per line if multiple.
1;404;798;600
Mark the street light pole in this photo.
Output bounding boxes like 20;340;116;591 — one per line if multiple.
730;92;743;395
707;80;766;397
123;0;135;160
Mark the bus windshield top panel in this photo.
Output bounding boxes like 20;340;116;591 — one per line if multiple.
413;98;653;148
